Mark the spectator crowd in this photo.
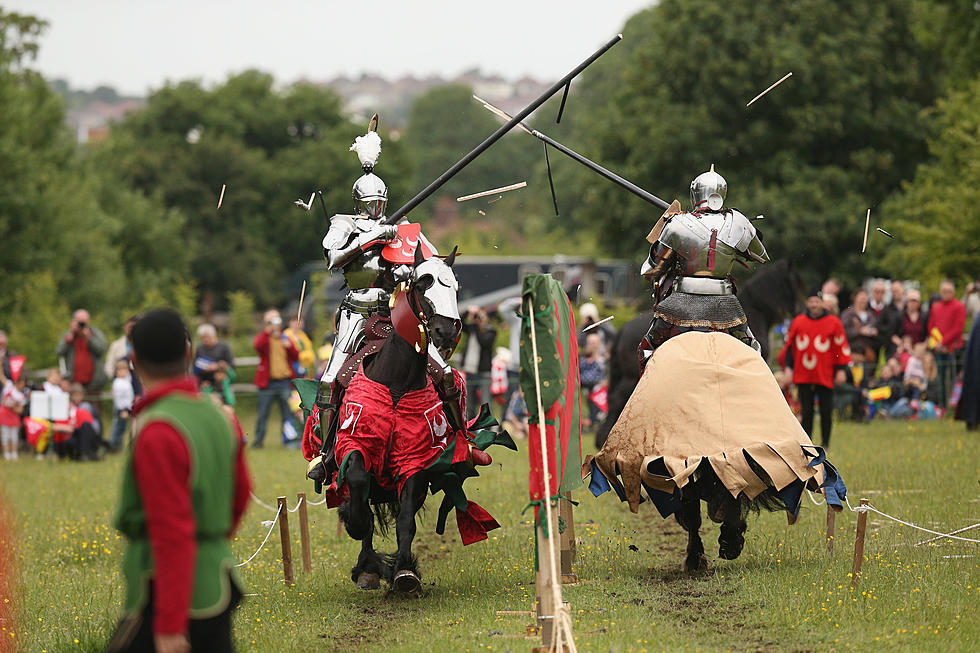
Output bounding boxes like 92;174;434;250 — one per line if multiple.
1;274;978;465
777;276;980;449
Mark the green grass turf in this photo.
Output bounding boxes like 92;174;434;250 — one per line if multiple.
2;400;979;652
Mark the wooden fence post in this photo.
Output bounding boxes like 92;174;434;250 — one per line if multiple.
850;498;869;587
558;494;577;583
277;496;293;586
297;493;312;573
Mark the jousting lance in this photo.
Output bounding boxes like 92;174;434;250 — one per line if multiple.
474;96;670;211
384;33;623;225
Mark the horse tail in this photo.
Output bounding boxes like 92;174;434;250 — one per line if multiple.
372;501;398;538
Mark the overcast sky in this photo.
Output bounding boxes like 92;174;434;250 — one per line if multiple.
8;1;653;95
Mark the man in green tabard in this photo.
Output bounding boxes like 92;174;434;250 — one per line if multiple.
108;309;252;653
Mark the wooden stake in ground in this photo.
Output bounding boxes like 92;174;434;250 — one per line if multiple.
559;493;578;584
277;496;293;585
826;504;836;554
456;181;527;202
297;493;312;573
296;280;307;323
746;72;793;107
217;184;227;210
850;498;869;587
862;209;871;253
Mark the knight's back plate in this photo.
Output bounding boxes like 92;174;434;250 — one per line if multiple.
659;210;760;278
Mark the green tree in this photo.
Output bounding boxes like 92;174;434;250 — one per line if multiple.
401;84;538;214
548;0;943;286
879;76;980;287
0;9;190;335
6;272;71;369
96;72;412;307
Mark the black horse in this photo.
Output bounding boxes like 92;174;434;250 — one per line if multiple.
340;250;464;596
596;259;803;449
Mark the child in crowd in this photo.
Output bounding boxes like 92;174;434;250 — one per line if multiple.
0;369;28;460
43;368;65;395
504;388;529;440
579;332;605;430
903;342;929;398
109;359;134;451
52;383;102;460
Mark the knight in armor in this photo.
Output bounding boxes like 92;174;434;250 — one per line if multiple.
307;126;446;483
638;165;769;364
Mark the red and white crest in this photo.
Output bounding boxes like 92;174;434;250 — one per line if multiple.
381;223;436;264
339;402;363;433
424;401;451;449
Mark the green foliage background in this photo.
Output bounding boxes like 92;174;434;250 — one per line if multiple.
1;1;979;351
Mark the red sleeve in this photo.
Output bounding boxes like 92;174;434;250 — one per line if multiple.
228;416;252;532
833;319;851;366
253;331;269;354
778;320;795;368
133;422;195;636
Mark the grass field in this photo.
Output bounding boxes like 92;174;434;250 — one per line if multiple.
2;399;979;652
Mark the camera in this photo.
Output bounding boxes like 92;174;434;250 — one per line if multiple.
77;321;87;329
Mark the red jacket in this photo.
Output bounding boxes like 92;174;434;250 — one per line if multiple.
927;298;966;351
779;311;851;389
253;330;299;388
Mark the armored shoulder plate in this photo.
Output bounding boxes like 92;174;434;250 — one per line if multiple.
658;212;712;252
321;214;358;252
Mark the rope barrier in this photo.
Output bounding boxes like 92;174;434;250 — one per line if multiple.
287;496;304;513
306;496;327;506
249;492;278;512
235;504;283;567
845;498;980;544
805;489;826;506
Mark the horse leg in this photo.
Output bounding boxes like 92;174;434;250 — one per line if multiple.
674;493;707;572
718;496;747;561
339;451;385;589
390;473;427;596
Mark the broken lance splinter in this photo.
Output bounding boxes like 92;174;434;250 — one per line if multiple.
477;97;669;210
383;33;623;225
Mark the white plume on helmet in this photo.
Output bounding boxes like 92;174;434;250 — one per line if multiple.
350;131;382;171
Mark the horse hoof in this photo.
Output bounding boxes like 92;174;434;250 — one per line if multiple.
393;569;422;596
719;537;745;561
355;572;381;590
683;554;708;573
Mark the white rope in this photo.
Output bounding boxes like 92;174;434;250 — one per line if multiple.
287;495;304;513
846;500;980;544
805;489;826;506
249;491;278;512
235;504;282;567
916;522;980;547
526;296;577;653
306;496;327;506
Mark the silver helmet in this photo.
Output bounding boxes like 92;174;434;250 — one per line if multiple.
352;172;388;218
690;164;727;212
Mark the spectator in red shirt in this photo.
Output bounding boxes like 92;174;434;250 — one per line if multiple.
779;289;851;449
107;308;251;653
927;280;967;406
252;310;298;448
56;309;108;419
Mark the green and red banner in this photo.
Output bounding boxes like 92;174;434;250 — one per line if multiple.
519;274;583;508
